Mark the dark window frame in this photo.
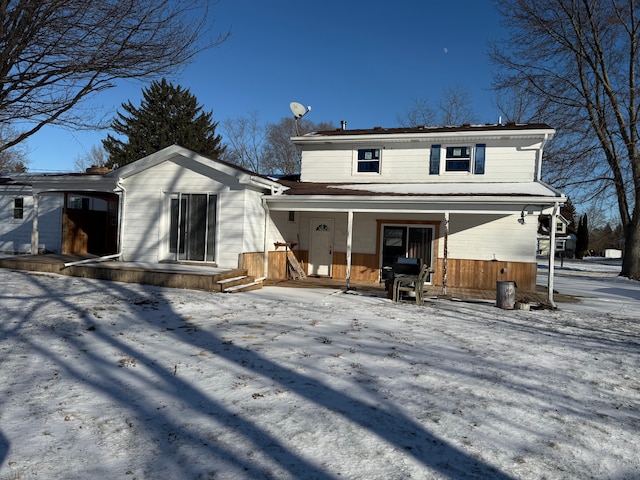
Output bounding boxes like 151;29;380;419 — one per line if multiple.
357;148;381;173
13;197;24;219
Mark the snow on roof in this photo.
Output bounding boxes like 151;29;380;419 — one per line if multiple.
327;182;559;196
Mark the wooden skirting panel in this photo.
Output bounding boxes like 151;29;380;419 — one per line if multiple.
443;259;537;291
332;252;379;283
241;252;536;291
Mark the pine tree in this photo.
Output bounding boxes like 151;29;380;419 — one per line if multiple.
576;214;589;259
103;78;225;168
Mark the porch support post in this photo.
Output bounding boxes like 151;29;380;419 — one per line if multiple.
547;202;559;308
346;210;353;289
30;193;40;255
262;199;270;279
442;211;449;296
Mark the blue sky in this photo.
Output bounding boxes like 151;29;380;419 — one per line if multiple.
25;0;504;172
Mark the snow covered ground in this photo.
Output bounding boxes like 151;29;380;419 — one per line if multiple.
1;260;639;479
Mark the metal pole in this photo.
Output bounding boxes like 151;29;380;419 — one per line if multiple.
442;211;449;296
547;202;559;308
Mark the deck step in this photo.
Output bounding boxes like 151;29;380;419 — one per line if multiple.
216;273;263;293
222;280;263;293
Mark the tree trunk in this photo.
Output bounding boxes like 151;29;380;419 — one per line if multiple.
622;216;640;280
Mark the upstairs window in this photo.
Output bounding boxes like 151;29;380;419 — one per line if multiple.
357;148;380;173
430;144;485;175
445;146;471;172
13;197;24;219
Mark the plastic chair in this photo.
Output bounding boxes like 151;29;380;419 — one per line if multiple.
392;264;432;305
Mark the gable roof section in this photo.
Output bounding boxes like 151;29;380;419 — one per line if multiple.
109;145;285;192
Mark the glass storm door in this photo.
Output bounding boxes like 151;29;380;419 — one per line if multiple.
169;193;217;262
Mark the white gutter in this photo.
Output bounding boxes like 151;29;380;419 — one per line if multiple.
537;133;551;181
249;176;288;195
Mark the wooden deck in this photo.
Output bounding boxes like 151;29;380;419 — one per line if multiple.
0;254;259;292
0;254;576;306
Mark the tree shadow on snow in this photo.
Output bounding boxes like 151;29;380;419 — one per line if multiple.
2;271;517;479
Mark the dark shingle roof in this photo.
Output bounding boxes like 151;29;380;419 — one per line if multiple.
308;123;553;137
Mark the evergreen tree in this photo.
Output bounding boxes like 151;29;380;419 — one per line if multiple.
103;78;225;167
576;214;589;259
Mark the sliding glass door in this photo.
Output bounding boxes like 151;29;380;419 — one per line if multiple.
381;224;434;268
168;193;217;262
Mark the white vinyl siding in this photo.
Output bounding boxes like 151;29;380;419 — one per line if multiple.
448;213;537;262
120;157;265;268
0;190;63;254
300;138;543;184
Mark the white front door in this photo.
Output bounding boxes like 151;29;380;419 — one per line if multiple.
309;218;334;276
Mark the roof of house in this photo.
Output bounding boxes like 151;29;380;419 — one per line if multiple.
277;180;563;198
301;123;554;138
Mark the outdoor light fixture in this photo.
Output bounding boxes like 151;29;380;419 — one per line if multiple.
518;211;526;224
518;204;540;225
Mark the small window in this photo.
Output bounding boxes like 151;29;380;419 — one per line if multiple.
13;197;24;219
357;148;380;173
288;211;295;222
429;144;441;175
556;221;564;233
431;144;485;174
445;146;471;172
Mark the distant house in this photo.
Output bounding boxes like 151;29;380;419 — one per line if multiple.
0;123;566;292
537;213;577;257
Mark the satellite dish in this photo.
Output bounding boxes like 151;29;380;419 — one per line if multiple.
290;101;311;119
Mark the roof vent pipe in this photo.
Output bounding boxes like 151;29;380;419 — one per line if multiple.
340;120;347;130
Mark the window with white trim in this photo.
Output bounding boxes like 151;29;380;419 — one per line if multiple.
429;144;486;175
356;148;380;173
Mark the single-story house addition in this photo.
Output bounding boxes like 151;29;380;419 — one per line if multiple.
0;123;566;301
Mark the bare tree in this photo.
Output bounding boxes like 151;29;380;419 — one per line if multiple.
438;85;477;126
398;86;477;127
0;0;228;154
397;98;437;127
220;112;266;173
222;115;334;176
491;0;640;279
74;145;108;172
262;118;334;176
0;126;28;172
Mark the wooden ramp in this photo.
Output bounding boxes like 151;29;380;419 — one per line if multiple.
286;251;306;280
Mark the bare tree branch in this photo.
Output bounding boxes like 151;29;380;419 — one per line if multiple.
0;0;228;153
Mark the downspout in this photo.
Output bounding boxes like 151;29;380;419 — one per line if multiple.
115;179;126;261
262;197;270;280
547;202;559;308
31;193;40;255
346;210;353;289
442;211;449;296
537;133;550;181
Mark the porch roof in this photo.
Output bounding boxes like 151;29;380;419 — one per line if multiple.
266;180;565;213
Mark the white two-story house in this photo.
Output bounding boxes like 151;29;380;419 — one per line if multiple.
259;123;565;291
